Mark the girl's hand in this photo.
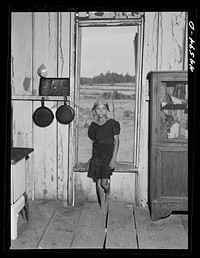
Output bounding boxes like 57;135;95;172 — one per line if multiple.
109;157;116;170
86;158;91;171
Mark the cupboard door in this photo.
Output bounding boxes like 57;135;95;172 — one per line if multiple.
159;79;188;142
148;71;188;221
157;146;188;198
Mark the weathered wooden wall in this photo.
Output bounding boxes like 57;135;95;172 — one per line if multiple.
11;12;71;203
74;172;136;204
138;12;188;203
11;11;188;205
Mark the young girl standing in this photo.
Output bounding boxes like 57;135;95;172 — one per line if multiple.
87;98;120;214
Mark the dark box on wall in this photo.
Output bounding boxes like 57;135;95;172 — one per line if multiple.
39;78;70;96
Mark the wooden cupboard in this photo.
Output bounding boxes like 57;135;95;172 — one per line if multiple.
147;71;188;221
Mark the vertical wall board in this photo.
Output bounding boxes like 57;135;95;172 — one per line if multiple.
32;101;57;199
68;13;76;205
134;22;144;168
32;12;58;199
58;12;70;77
183;12;188;71
157;12;186;70
72;17;82;205
12;101;33;198
32;12;58;95
110;173;136;204
11;13;32;95
137;12;159;204
57;12;70;203
74;24;82;168
74;173;97;204
57;122;69;203
143;12;159;71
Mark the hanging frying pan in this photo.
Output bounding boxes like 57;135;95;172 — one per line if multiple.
56;96;75;125
32;97;54;127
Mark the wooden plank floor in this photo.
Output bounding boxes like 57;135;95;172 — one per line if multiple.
37;203;82;249
71;203;106;248
10;200;188;250
134;207;188;249
10;200;60;249
106;202;137;248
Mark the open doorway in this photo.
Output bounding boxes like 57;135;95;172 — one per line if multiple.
76;26;139;169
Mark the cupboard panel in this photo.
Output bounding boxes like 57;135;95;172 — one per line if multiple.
160;149;188;197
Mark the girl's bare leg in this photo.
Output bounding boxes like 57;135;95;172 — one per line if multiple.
101;178;110;206
96;179;102;206
96;179;106;214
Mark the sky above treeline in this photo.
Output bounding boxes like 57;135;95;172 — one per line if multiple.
81;26;137;78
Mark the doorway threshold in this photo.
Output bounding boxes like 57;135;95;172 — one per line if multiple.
74;162;138;173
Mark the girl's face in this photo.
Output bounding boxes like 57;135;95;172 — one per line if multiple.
95;104;108;118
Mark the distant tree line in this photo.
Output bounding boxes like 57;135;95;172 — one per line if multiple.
80;71;135;84
101;90;135;100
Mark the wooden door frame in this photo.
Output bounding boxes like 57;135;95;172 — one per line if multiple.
70;12;144;205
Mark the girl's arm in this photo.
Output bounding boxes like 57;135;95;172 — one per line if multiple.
109;135;119;169
88;123;95;141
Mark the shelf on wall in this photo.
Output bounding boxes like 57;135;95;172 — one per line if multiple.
161;102;187;110
12;95;70;101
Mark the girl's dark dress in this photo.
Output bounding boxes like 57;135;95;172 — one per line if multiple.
87;119;120;182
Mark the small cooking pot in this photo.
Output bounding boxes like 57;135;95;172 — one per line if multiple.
56;96;75;125
32;97;54;127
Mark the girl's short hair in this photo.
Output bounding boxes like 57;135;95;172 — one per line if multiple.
92;97;110;111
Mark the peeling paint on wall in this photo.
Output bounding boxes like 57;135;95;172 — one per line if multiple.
43;188;48;198
59;15;64;76
23;77;31;91
32;89;37;95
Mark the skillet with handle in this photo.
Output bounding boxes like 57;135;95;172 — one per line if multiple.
32;97;54;127
56;96;75;125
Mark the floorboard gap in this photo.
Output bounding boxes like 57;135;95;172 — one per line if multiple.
105;203;109;229
103;232;107;249
133;207;139;249
103;204;109;249
69;204;84;248
35;203;58;249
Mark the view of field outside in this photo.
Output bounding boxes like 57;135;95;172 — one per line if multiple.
78;26;137;165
